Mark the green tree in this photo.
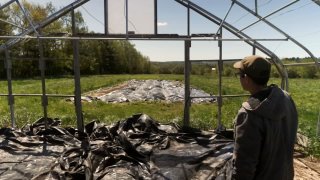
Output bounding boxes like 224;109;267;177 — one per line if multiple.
2;1;152;77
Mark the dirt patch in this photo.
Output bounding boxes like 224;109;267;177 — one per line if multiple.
294;152;320;179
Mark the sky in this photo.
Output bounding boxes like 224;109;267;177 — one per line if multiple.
1;0;320;61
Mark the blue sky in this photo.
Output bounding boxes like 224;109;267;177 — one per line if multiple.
2;0;320;61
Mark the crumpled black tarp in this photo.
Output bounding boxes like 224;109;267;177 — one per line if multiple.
0;114;234;180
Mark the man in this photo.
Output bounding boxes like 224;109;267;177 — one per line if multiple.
232;55;298;180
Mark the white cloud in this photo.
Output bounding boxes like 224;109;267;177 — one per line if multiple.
157;22;168;27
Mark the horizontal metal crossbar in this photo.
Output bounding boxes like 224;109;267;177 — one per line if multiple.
191;94;250;99
190;96;216;99
0;94;75;97
190;59;241;62
0;35;289;41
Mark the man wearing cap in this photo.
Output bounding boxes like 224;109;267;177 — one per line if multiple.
232;55;298;180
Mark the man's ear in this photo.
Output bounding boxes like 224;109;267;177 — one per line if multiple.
243;74;251;84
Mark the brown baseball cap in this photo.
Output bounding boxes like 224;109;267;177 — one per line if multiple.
233;55;271;78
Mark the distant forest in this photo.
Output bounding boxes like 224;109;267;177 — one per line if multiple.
152;57;319;79
0;1;318;79
0;1;152;78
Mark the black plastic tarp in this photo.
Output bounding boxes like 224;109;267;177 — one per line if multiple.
0;114;234;179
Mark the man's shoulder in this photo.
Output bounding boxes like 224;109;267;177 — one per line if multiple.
242;97;261;111
269;84;293;102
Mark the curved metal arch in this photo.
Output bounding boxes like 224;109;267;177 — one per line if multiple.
0;0;90;53
232;0;319;66
175;0;288;90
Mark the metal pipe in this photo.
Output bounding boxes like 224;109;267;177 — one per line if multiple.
221;94;250;97
183;1;191;127
239;0;299;33
104;0;108;34
187;0;190;36
190;58;241;62
174;0;288;90
216;1;234;35
0;35;289;41
0;94;75;97
190;96;216;99
183;40;191;127
191;94;250;98
313;0;320;6
0;57;73;61
232;0;318;65
255;0;258;14
0;0;90;52
72;10;84;132
38;33;48;129
0;0;16;11
217;29;223;131
154;0;158;34
4;49;15;128
126;0;128;39
0;18;27;30
0;92;250;100
0;93;250;98
253;45;256;55
16;0;39;35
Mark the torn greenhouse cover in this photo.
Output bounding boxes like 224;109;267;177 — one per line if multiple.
0;114;234;179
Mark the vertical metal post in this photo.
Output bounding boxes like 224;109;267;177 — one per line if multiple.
125;0;128;38
255;0;258;14
183;1;191;127
253;45;256;55
217;29;223;131
183;40;191;127
4;49;15;128
38;34;48;129
187;1;190;36
154;0;158;34
104;0;108;34
71;10;84;132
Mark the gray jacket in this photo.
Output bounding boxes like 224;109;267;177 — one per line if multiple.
232;85;298;180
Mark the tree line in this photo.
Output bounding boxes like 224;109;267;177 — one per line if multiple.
0;1;152;78
151;58;319;79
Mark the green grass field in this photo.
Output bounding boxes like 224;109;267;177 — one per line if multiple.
0;74;319;156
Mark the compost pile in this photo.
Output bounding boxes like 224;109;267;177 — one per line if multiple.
0;114;234;179
84;79;215;103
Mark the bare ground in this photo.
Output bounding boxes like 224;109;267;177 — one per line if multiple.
294;151;320;180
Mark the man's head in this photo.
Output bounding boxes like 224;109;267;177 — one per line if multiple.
233;55;271;86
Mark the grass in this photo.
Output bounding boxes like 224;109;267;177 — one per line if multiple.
0;74;319;156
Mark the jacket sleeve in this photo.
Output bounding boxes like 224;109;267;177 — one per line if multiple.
232;110;263;180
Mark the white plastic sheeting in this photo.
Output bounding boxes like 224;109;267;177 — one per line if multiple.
88;80;215;103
